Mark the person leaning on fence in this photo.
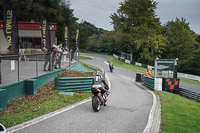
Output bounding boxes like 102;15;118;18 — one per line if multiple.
43;49;51;71
51;44;58;70
55;43;64;69
146;69;151;77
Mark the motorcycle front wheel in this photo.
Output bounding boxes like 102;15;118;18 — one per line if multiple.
92;96;101;112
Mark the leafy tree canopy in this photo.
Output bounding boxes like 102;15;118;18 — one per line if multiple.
164;17;198;70
110;0;166;64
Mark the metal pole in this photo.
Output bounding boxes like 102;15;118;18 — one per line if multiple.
36;54;38;76
18;54;20;81
0;55;1;84
69;50;71;67
50;53;52;72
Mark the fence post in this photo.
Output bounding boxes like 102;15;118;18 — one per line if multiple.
196;94;200;102
18;53;20;81
0;55;1;84
36;54;38;76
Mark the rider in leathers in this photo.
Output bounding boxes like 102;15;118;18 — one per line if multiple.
93;71;109;94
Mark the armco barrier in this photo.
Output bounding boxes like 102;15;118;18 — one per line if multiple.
0;69;64;111
179;88;200;102
113;54;200;82
144;76;154;90
55;77;94;92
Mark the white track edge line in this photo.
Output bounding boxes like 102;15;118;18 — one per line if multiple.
7;98;91;133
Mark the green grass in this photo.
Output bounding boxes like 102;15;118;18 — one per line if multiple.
80;61;102;73
83;53;200;86
157;91;200;133
0;78;91;128
105;55;147;73
80;56;92;60
179;77;200;86
81;53;200;132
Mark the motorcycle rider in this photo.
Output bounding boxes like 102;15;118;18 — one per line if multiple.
93;71;109;95
109;63;114;70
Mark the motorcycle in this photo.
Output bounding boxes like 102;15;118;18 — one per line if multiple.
91;84;108;112
109;65;114;73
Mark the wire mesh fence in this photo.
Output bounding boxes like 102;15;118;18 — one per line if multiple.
121;52;132;61
0;51;79;86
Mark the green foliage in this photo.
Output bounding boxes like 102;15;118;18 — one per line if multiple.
164;18;198;71
78;21;103;49
0;0;77;45
181;53;200;76
110;0;166;65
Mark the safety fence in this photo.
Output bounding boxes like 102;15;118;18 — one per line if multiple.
143;76;154;90
179;88;200;102
54;77;94;92
113;54;200;82
0;52;80;86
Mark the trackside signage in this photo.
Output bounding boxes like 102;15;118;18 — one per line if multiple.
0;22;56;30
3;4;19;54
75;28;80;51
41;16;51;52
64;24;70;50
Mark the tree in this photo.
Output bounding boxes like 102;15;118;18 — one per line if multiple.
0;0;78;45
110;0;166;64
164;18;198;70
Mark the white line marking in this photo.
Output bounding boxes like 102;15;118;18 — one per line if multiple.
7;98;91;133
103;58;158;132
140;84;157;133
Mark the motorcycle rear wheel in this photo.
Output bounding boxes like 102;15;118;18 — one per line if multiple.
92;96;101;112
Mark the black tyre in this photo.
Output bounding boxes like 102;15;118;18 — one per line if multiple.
92;96;101;112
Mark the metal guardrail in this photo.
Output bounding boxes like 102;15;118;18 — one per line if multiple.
179;88;200;102
54;77;94;92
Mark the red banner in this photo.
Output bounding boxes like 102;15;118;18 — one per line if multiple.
0;22;56;30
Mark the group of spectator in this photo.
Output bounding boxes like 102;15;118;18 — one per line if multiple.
44;43;64;71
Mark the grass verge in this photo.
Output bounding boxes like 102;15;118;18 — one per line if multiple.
80;56;92;60
0;71;91;128
97;54;200;86
80;61;102;73
157;91;200;133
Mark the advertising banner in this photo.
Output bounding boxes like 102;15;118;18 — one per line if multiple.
3;4;19;54
64;24;70;50
41;16;51;52
75;28;80;51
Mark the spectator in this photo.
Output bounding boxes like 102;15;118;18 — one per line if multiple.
51;44;58;70
43;49;51;71
55;43;64;69
146;69;151;77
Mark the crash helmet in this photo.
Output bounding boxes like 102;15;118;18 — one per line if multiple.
96;71;101;76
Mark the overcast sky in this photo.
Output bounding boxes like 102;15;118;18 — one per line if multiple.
69;0;200;34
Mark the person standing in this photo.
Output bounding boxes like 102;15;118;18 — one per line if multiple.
51;44;58;70
55;43;64;69
43;49;51;71
146;69;151;77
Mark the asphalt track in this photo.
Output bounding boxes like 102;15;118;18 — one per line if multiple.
8;54;156;133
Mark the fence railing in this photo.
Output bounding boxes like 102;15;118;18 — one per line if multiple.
144;76;154;90
113;54;200;82
0;52;79;86
179;88;200;102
